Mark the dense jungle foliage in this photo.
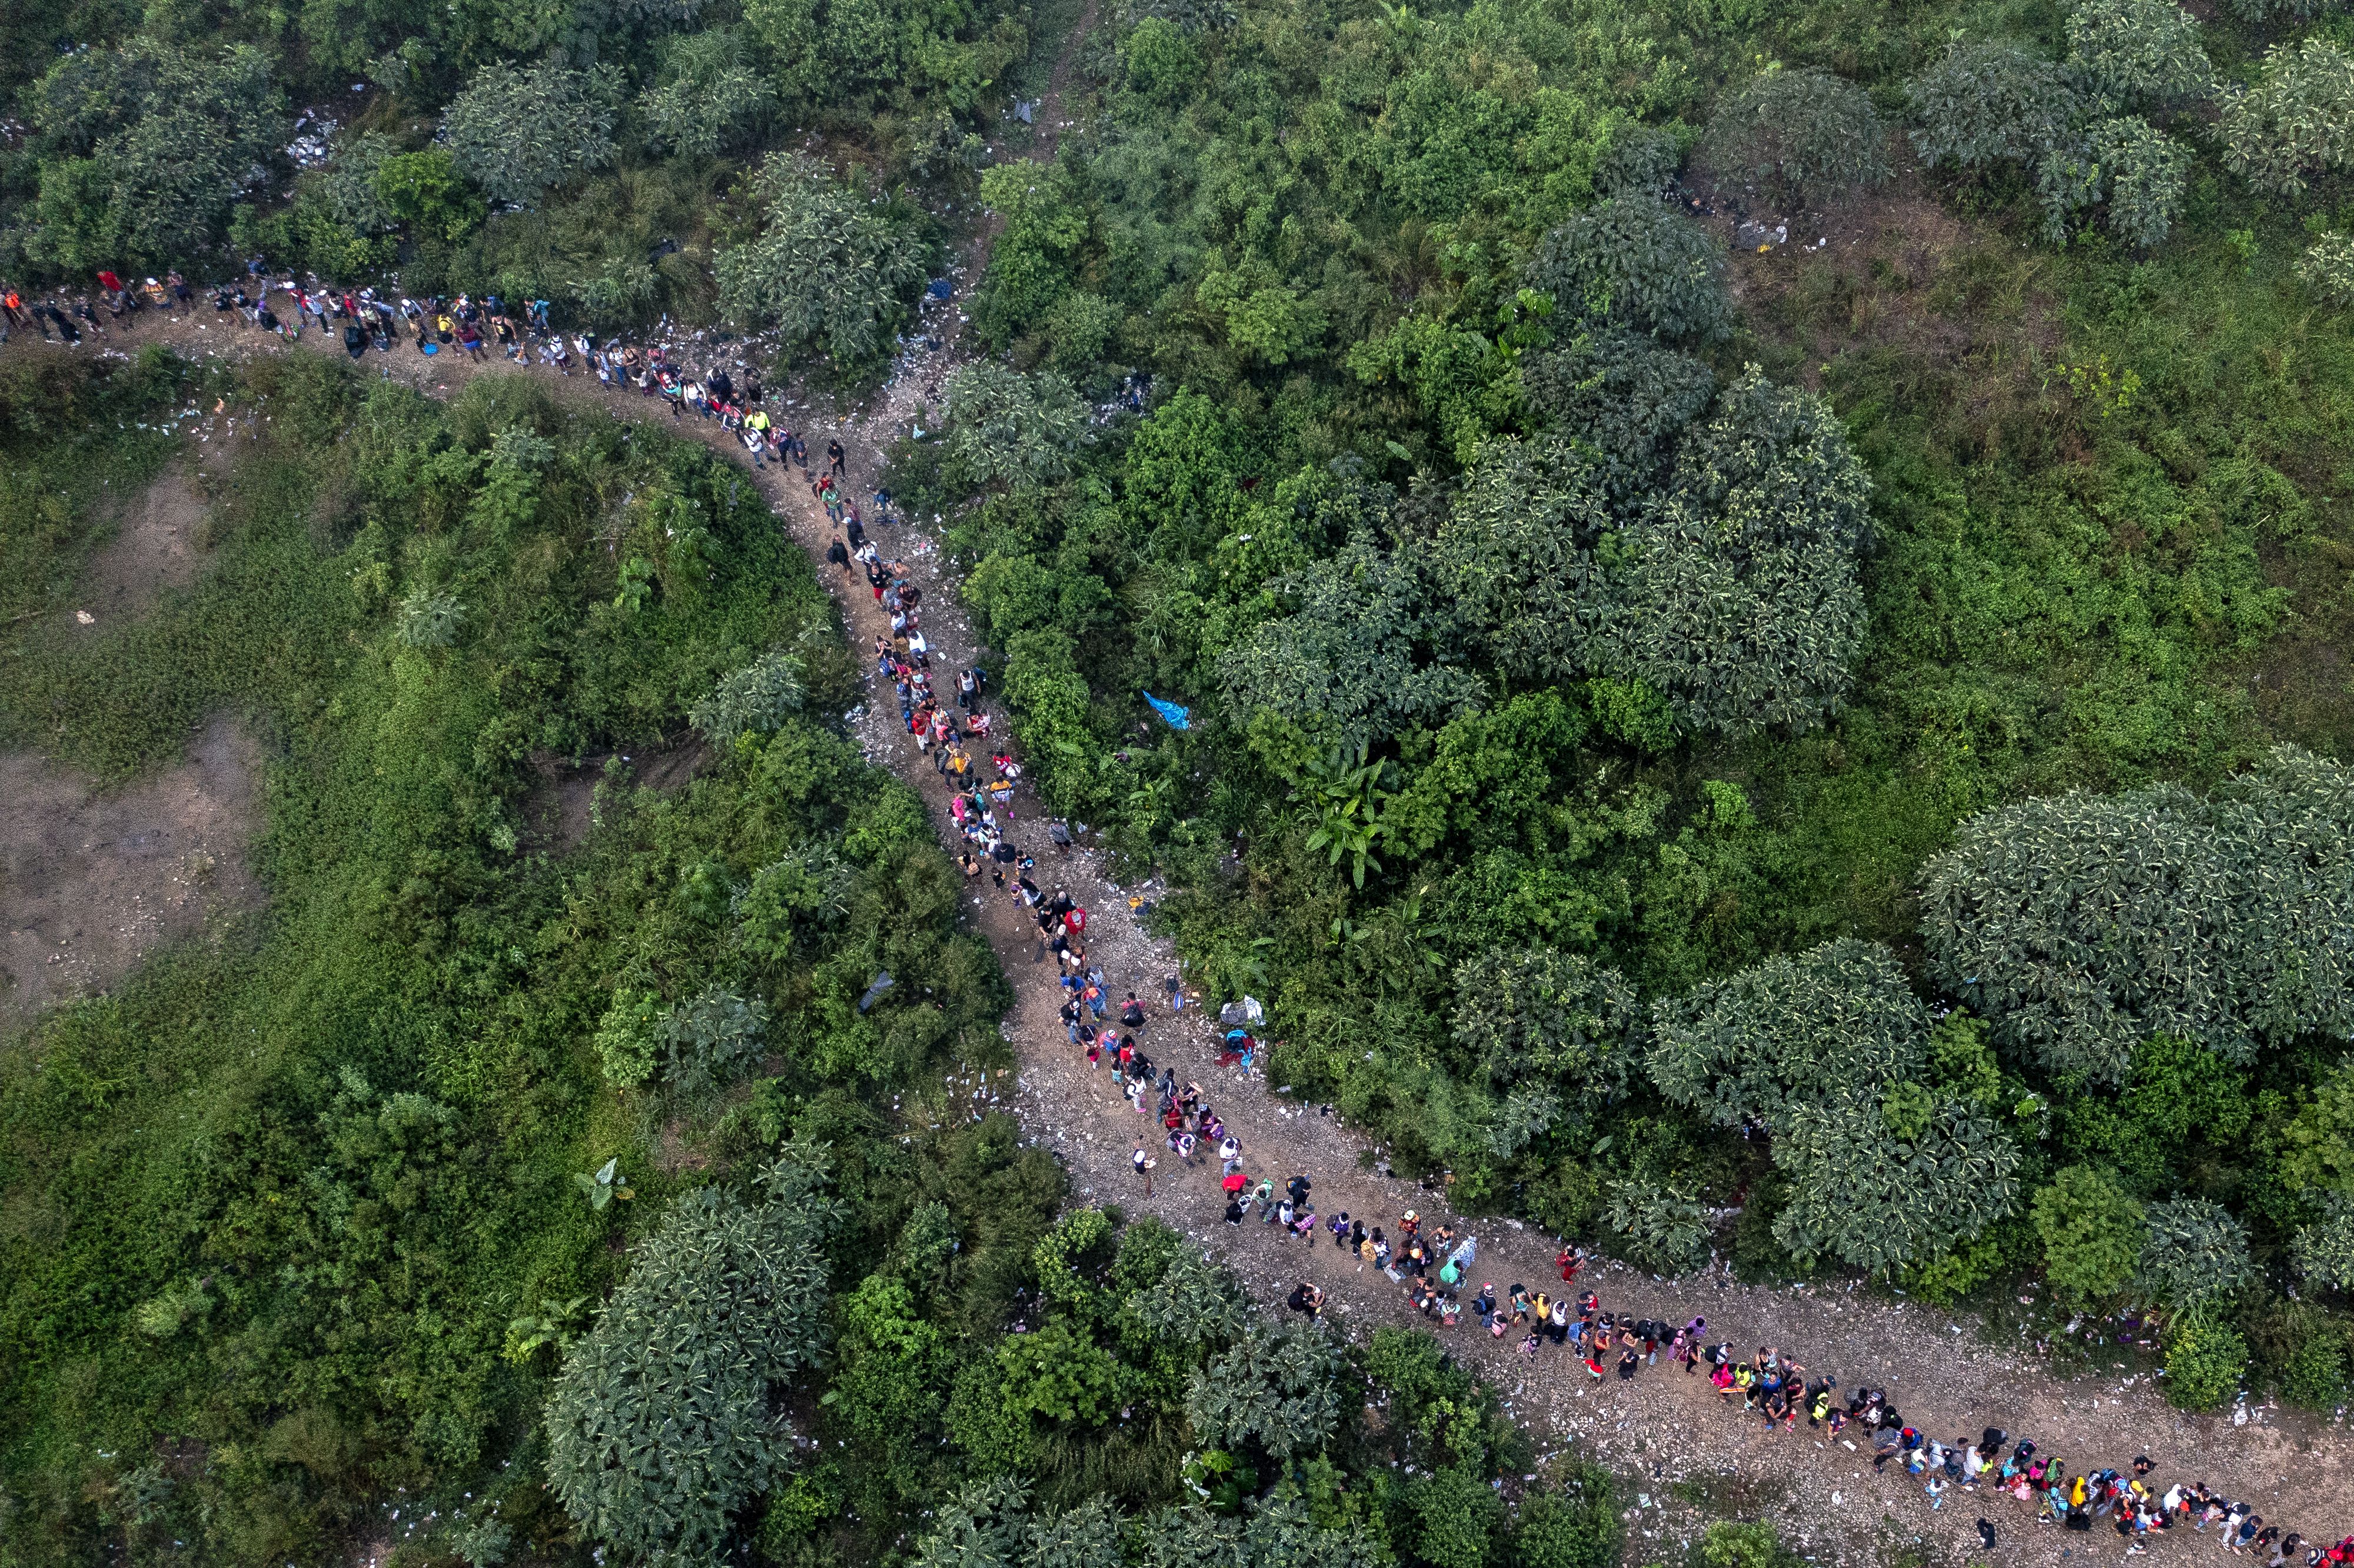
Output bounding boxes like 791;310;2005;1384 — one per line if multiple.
0;348;1624;1568
9;0;2354;1553
887;0;2354;1417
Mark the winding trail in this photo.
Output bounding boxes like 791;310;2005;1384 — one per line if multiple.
18;50;2351;1563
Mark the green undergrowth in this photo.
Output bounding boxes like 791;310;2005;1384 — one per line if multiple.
0;352;1018;1563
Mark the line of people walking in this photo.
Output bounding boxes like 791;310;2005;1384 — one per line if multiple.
2;261;836;474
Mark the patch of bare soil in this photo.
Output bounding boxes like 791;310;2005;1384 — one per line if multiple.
1700;166;2063;449
0;715;264;1033
517;738;710;855
518;753;601;855
71;461;213;630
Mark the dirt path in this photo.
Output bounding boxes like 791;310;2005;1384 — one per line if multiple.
1032;0;1097;164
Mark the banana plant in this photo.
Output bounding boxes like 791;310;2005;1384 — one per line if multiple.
1293;741;1395;889
1128;771;1179;835
506;1296;590;1365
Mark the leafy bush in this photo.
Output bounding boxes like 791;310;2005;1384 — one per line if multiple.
1528;197;1731;342
1511;1464;1622;1568
1601;1173;1713;1274
320;131;398;238
2162;1306;2247;1410
398;587;465;648
733;844;851;962
593;987;666;1087
2137;1198;2254;1306
375;148;486;245
1595;367;1870;735
1900;1234;2007;1306
25;41;288;272
1121;16;1202;104
2065;0;2215;112
1650;938;1927;1130
2277;1323;2351;1410
1771;1087;2021;1274
1433;434;1613;684
1218;530;1485;741
691;651;806;743
1132;1250;1248;1347
640;29;775;158
441;62;619;206
915;1482;1126;1568
2276;1055;2354;1194
2220;39;2354;197
1450;946;1642;1099
1704;68;1888;204
2223;0;2348;26
1519;327;1714;498
2292;1208;2354;1293
2298;232;2354;306
1593;122;1684;197
2087;115;2189;249
716;154;930;368
2031;1164;2144;1303
1923;748;2354;1083
1186;1320;1345;1461
942;362;1090;492
546;1154;840;1565
1909;41;2080;170
997;1316;1123;1423
663;985;771;1097
1702;1521;1804;1568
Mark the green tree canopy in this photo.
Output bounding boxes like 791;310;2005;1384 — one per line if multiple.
1909;41;2080;171
2032;1163;2144;1303
641;28;777;158
1520;327;1715;500
692;650;806;743
2065;0;2215;113
2292;1207;2354;1293
1602;1172;1713;1274
1528;196;1731;342
1650;939;2022;1271
1451;945;1642;1098
2220;39;2354;198
1218;528;1485;741
1432;434;1613;685
1922;747;2354;1083
2137;1197;2254;1306
440;61;619;207
545;1151;842;1566
1705;67;1889;204
1185;1319;1345;1462
716;153;931;367
1131;1249;1248;1348
943;362;1090;492
2084;115;2190;249
1770;1085;2021;1274
25;40;286;272
1596;367;1870;735
1650;937;1930;1131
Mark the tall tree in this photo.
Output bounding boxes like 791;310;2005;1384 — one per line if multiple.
546;1150;841;1566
